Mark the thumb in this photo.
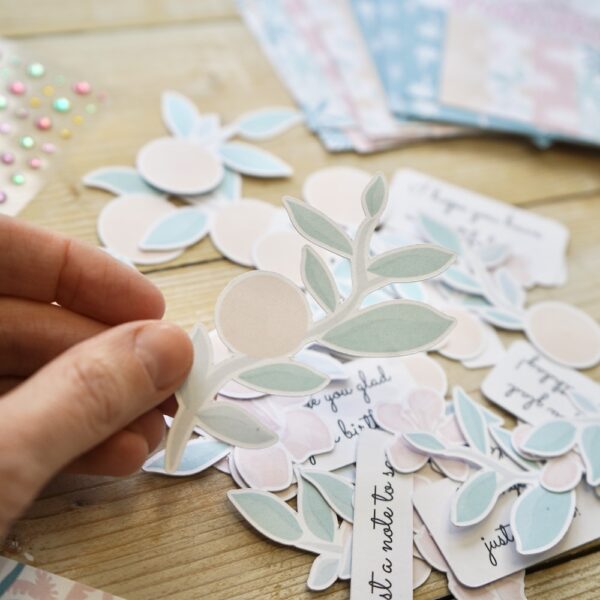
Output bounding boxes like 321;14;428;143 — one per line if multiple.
0;320;192;530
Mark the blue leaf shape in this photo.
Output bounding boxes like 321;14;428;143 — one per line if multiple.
219;142;292;178
393;282;426;302
452;470;498;526
478;307;524;330
83;166;161;196
143;438;230;476
580;424;600;486
521;420;577;457
235;107;302;141
442;266;483;295
404;432;446;453
512;485;575;554
161;91;199;137
140;207;210;251
418;213;462;255
216;168;242;201
298;476;337;542
454;387;489;455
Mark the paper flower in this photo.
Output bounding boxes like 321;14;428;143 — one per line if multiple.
375;388;468;481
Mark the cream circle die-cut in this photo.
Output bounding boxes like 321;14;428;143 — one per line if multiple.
524;301;600;369
436;307;487;361
97;194;182;265
136;137;224;195
210;198;278;266
303;166;372;228
216;271;311;359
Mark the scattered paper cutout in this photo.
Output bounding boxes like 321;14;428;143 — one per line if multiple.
234;106;303;141
436;307;487;361
139;206;211;251
83;166;161;196
220;142;293;178
399;353;448;396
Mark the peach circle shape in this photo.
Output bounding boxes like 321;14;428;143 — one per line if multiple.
436;307;486;361
399;354;448;396
136;137;224;195
97;193;182;265
303;166;371;227
216;271;311;359
525;301;600;369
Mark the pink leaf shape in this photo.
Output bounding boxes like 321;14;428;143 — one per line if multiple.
413;527;448;573
279;408;334;462
540;453;583;492
387;436;429;473
437;415;466;445
233;444;292;491
432;456;469;482
406;388;446;430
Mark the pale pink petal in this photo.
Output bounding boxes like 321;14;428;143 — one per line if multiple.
413;527;448;572
406;388;446;430
280;408;334;462
374;402;413;434
433;456;470;482
213;455;231;474
387;436;429;473
540;453;583;492
511;424;533;454
233;444;292;491
437;415;466;445
401;353;448;396
413;557;432;589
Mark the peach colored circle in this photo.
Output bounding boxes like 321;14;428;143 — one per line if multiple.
437;307;486;361
97;194;182;265
252;230;308;287
210;198;278;266
525;301;600;369
399;354;448;396
136;137;224;195
216;271;311;359
303;166;371;227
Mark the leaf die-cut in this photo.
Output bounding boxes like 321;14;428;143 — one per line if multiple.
139;207;211;251
284;196;353;257
452;470;499;526
83;166;160;196
511;485;575;554
453;387;490;455
301;246;339;313
176;323;213;411
143;438;230;476
418;213;462;255
580;424;600;486
478;307;525;330
442;266;483;295
301;470;354;523
219;141;292;177
228;489;304;544
297;475;337;543
403;432;447;453
161;90;199;138
362;172;387;218
488;425;539;471
320;301;455;357
197;401;278;448
367;244;455;281
495;268;525;310
521;420;577;457
307;554;341;591
235;107;302;141
236;361;329;395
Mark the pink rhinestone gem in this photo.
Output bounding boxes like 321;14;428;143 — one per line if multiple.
0;122;11;134
41;142;56;154
1;152;14;165
73;81;91;95
36;116;52;131
28;157;42;169
8;81;26;95
0;191;7;203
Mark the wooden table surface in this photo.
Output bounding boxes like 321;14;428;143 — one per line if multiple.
2;2;600;598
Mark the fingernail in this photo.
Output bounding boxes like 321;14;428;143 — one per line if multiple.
135;322;192;390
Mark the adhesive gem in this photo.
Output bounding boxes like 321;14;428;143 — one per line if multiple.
41;142;56;153
72;114;84;125
8;81;26;95
0;122;10;134
36;116;52;130
11;173;25;185
27;62;45;78
73;81;91;95
0;191;6;203
59;128;71;139
0;95;6;109
29;96;41;108
53;97;71;113
1;152;14;165
85;103;97;114
42;85;54;97
20;135;35;149
28;157;42;170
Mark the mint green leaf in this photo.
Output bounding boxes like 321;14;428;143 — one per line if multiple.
454;387;489;455
236;107;302;141
362;173;387;218
404;432;447;453
368;244;454;281
521;420;577;457
83;166;160;196
284;196;353;258
442;266;483;295
161;91;199;137
143;438;230;476
219;142;292;177
418;213;462;255
301;470;354;523
302;246;339;312
452;470;498;526
298;476;337;542
307;555;341;591
236;361;329;395
320;301;454;356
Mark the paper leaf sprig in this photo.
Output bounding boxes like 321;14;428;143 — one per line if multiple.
399;387;600;554
420;214;600;369
228;470;354;591
165;174;456;471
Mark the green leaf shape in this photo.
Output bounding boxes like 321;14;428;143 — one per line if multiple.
404;432;447;453
521;420;577;458
236;361;329;395
298;476;337;542
161;91;199;137
143;438;230;476
512;485;575;554
367;244;455;281
454;387;489;455
197;401;278;448
362;173;387;218
488;425;540;471
228;489;304;544
283;196;353;258
307;555;341;591
301;471;354;523
452;470;498;526
301;246;339;313
418;213;462;255
580;425;600;486
320;301;455;357
83;166;160;196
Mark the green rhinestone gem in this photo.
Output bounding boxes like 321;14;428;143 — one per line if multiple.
20;135;35;149
11;173;25;186
85;103;97;115
27;62;45;78
0;96;6;109
53;97;71;113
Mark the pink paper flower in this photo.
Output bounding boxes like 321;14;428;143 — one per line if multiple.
375;388;469;481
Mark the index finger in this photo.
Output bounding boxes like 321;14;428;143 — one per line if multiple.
0;216;165;324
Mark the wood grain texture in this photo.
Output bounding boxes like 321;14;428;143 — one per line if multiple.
1;3;600;599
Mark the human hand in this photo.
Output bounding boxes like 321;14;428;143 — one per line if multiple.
0;217;193;537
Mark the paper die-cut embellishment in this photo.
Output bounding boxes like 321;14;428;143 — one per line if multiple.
84;166;161;196
435;307;487;361
300;470;355;523
139;206;211;251
97;194;182;265
234;106;303;141
219;142;293;178
165;174;456;471
399;353;448;396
